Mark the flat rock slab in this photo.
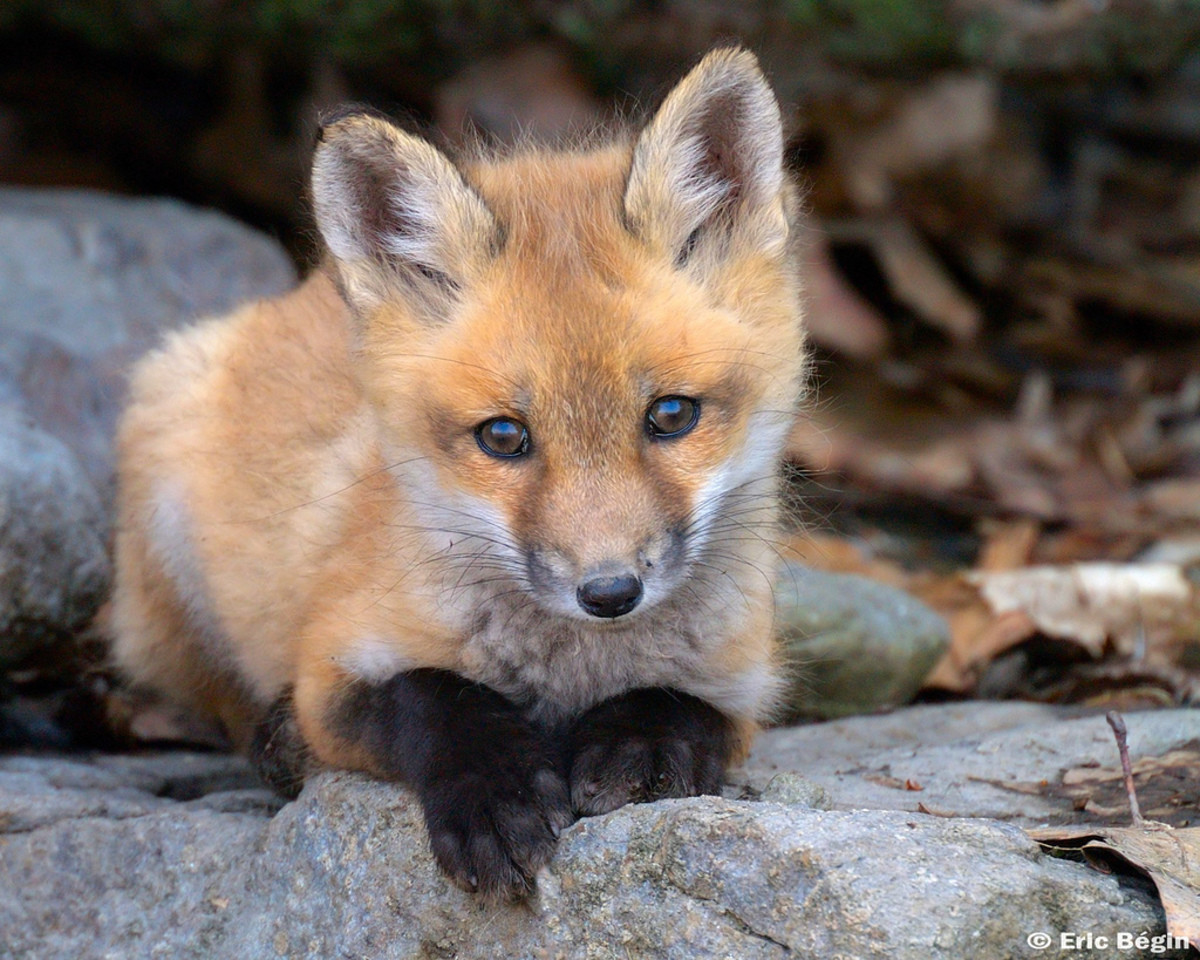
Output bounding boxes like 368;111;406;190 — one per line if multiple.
740;702;1200;826
1;703;1190;959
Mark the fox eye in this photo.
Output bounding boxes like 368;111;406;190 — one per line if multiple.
476;417;530;458
646;396;699;439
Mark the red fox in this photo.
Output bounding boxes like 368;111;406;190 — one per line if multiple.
110;47;807;900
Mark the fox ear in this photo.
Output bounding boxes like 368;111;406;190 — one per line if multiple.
624;48;787;269
312;109;499;317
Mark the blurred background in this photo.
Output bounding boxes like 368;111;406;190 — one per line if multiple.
1;1;1198;739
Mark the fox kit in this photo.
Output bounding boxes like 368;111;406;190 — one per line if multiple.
111;48;807;899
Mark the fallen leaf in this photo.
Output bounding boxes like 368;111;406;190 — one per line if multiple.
825;216;983;340
916;801;959;818
1061;747;1200;788
969;563;1192;656
864;772;909;790
977;518;1041;571
1029;824;1200;949
917;575;1037;692
1145;479;1200;521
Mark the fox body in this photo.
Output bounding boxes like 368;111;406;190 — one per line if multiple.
111;48;807;898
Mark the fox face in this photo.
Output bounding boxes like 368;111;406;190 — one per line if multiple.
312;51;805;665
386;260;795;629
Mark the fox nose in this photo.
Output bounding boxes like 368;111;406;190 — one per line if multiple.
577;574;643;619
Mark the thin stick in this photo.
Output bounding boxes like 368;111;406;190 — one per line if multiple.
1105;710;1144;827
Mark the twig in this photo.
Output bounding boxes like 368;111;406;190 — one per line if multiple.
1105;710;1143;827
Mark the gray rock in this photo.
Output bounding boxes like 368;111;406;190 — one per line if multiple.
0;189;295;669
0;751;272;833
775;563;951;719
0;407;109;669
0;188;296;500
0;704;1187;959
757;772;832;808
741;702;1200;825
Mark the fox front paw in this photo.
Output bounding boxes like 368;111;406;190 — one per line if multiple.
565;688;732;816
249;691;312;799
420;723;573;901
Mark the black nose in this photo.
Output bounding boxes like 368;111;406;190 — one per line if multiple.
577;574;643;618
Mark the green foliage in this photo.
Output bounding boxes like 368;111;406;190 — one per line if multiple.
0;0;527;67
3;0;1199;77
784;0;956;67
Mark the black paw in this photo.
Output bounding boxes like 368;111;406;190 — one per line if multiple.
416;685;572;901
249;692;311;800
565;688;732;816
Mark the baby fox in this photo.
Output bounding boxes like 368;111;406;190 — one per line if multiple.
110;47;807;899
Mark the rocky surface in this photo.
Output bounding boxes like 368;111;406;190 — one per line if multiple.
740;702;1198;825
3;703;1194;959
775;563;950;719
0;189;295;671
0;187;296;499
0;407;108;669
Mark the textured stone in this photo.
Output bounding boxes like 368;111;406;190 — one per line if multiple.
775;563;950;719
741;703;1200;825
0;187;295;500
1;705;1188;960
0;407;108;669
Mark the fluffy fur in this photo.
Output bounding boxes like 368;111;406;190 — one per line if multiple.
110;48;808;899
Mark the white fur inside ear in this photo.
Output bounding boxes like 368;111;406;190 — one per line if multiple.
379;176;441;264
313;136;462;266
311;117;496;313
625;49;786;259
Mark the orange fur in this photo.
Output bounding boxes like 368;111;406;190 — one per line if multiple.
110;48;808;777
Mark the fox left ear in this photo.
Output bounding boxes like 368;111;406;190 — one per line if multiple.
624;48;788;269
311;109;500;319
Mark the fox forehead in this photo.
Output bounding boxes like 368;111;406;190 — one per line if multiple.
466;145;633;270
367;148;787;415
431;286;757;417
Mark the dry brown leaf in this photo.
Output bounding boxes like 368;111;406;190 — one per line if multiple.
785;412;975;498
977;518;1041;571
864;218;982;341
1145;479;1200;521
967;776;1050;796
802;236;890;358
917;574;1036;692
1029;824;1200;949
969;563;1192;656
864;772;910;790
1062;748;1200;788
782;532;909;588
982;742;1199;827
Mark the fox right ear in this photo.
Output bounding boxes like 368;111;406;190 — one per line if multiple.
312;110;500;318
624;48;788;271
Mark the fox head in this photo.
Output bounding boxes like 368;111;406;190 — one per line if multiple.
311;49;806;628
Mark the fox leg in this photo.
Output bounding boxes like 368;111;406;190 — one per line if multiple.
292;658;572;901
563;687;735;816
110;528;261;750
